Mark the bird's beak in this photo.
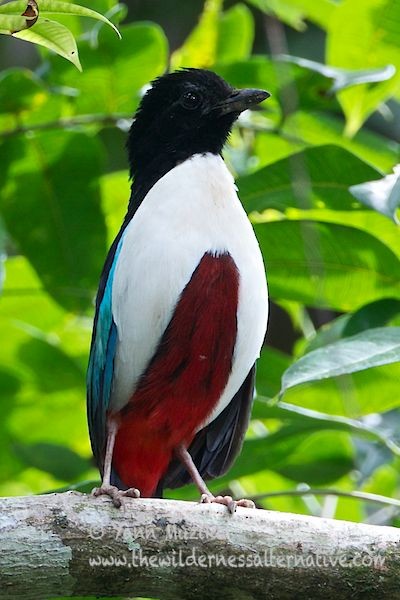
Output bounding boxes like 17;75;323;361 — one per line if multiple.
217;88;270;115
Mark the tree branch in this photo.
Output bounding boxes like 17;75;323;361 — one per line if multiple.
0;113;132;138
1;492;399;599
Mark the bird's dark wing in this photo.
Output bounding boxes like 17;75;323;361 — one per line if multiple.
161;365;256;491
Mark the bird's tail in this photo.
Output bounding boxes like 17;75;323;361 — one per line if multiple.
153;480;164;499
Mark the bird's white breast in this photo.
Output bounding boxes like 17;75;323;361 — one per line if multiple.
111;153;268;426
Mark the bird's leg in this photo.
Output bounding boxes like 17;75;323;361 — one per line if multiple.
92;416;140;508
174;444;255;514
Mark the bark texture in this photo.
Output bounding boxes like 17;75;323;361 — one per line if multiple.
0;492;400;599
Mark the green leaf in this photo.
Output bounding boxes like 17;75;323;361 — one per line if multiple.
304;315;353;353
245;0;306;30
217;3;254;63
0;255;92;491
17;337;84;393
14;18;81;70
0;0;121;38
42;0;120;37
0;0;38;33
0;69;64;130
216;56;278;94
0;0;121;68
47;23;168;115
344;299;400;337
279;55;395;94
281;327;400;395
276;301;400;418
0;368;21;402
274;431;354;484
0;14;35;34
326;0;400;135
280;363;400;417
0;131;107;312
256;346;291;398
282;0;337;29
100;170;130;244
239;145;381;214
304;296;400;353
253;398;400;457
276;207;400;261
245;0;336;30
0;0;33;12
229;430;353;485
13;442;90;480
86;2;127;47
253;131;306;169
171;0;222;69
282;111;400;173
288;364;400;417
215;57;281;123
255;220;400;310
350;165;400;224
0;257;70;374
363;464;398;502
0;68;44;114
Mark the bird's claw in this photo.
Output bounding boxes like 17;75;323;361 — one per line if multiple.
92;484;140;508
200;493;255;514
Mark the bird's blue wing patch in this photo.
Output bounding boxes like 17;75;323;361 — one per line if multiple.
87;234;125;470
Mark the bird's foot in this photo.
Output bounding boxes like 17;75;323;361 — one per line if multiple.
200;493;255;514
92;484;140;508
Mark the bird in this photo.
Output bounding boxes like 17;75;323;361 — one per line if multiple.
87;68;269;513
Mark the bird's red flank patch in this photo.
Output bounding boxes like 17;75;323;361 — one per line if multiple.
112;251;239;496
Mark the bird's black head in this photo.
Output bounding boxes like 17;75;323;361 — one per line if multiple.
127;69;269;194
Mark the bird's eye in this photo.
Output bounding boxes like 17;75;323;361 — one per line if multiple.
181;90;201;110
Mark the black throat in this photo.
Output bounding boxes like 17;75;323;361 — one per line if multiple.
126;116;233;216
124;69;269;218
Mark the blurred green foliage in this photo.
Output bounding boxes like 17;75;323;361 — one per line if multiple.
0;0;400;544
